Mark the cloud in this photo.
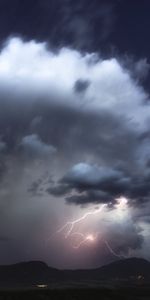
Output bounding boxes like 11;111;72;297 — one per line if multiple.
0;37;149;205
56;163;129;205
0;37;150;266
47;184;70;197
20;134;56;158
48;161;150;207
63;163;123;186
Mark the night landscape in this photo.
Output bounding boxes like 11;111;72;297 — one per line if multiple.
0;0;150;299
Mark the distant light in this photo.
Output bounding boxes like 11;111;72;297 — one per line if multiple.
137;275;144;280
36;284;48;288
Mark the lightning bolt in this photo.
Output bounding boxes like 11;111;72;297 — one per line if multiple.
45;204;106;245
71;232;85;239
70;232;127;259
72;232;89;249
57;204;107;238
73;237;91;249
71;232;97;249
45;201;128;260
104;240;127;259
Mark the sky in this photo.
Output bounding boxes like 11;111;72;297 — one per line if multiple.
0;0;150;269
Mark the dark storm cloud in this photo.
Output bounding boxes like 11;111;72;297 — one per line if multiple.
59;164;130;204
1;38;150;211
48;162;150;207
66;190;113;206
0;38;146;211
0;36;150;266
46;163;125;205
0;85;138;166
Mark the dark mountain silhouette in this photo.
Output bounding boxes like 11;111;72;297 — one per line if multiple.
0;258;149;288
63;258;150;281
91;257;150;279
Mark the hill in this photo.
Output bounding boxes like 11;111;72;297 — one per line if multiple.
0;258;149;288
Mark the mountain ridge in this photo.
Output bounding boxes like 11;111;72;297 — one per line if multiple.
0;257;149;287
0;257;148;270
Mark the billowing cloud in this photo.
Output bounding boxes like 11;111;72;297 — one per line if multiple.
0;37;150;267
48;161;150;207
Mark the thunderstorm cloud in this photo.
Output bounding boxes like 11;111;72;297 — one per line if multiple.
0;34;150;268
